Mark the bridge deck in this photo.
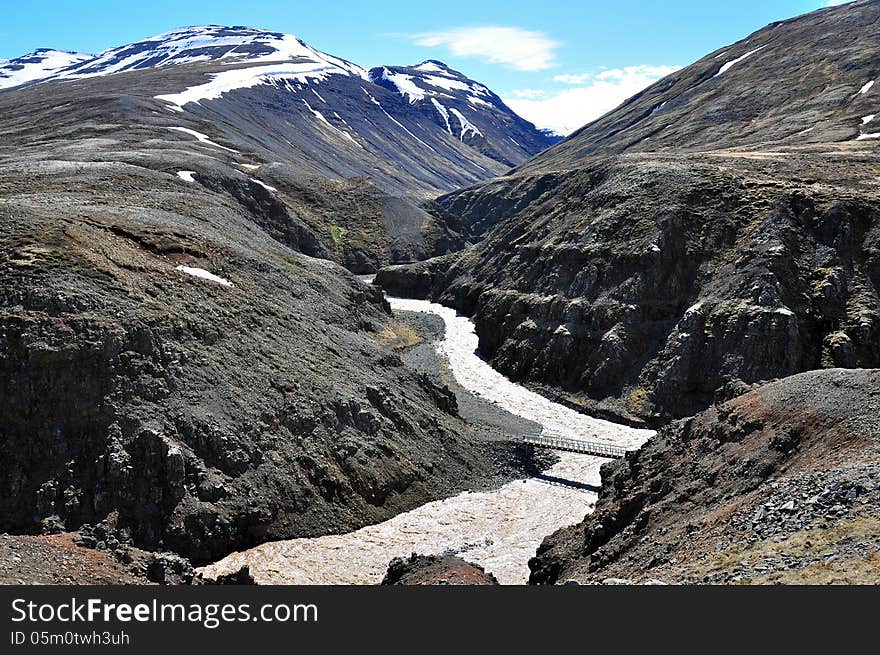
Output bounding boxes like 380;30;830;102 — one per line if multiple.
519;434;629;459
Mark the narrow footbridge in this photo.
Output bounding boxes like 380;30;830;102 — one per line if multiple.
518;432;630;459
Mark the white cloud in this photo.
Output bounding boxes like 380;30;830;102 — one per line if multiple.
503;65;681;135
595;65;679;81
825;1;848;5
509;88;547;99
553;72;592;85
553;65;681;87
406;26;559;72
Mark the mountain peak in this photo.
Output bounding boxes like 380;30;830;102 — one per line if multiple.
44;25;366;84
149;24;289;44
413;60;453;73
368;62;495;108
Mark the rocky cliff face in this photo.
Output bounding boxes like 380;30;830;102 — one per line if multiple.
378;0;880;422
528;369;880;585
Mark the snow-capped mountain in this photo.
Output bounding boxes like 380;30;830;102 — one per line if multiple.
51;25;367;82
0;48;91;89
0;26;554;196
367;61;544;153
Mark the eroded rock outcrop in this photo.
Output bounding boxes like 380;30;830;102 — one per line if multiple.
528;369;880;585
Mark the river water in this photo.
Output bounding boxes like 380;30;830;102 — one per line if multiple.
198;290;654;584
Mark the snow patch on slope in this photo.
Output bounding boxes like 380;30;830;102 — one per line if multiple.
413;61;447;73
301;99;333;127
363;89;434;150
421;74;472;93
449;107;483;140
249;177;277;192
467;95;493;108
166;126;239;152
377;68;426;103
156;60;357;111
175;265;234;287
301;98;362;147
715;45;767;77
370;63;496;113
431;98;453;135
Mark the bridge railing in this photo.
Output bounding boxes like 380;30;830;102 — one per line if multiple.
519;431;629;459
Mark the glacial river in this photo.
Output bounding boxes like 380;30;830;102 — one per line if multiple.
199;289;654;584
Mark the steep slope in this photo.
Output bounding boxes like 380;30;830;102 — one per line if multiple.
0;26;554;271
529;369;880;585
377;0;880;422
0;49;91;89
521;2;880;171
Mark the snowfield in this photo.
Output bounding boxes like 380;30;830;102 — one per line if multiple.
55;26;366;82
0;49;91;89
156;58;359;111
0;26;371;111
199;295;652;584
377;68;427;103
372;62;495;110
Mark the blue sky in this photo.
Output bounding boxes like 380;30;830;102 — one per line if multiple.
0;0;845;133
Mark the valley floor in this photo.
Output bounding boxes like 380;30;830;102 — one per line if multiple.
199;291;652;584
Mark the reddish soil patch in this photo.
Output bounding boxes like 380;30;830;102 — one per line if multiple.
382;554;499;585
0;533;148;585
